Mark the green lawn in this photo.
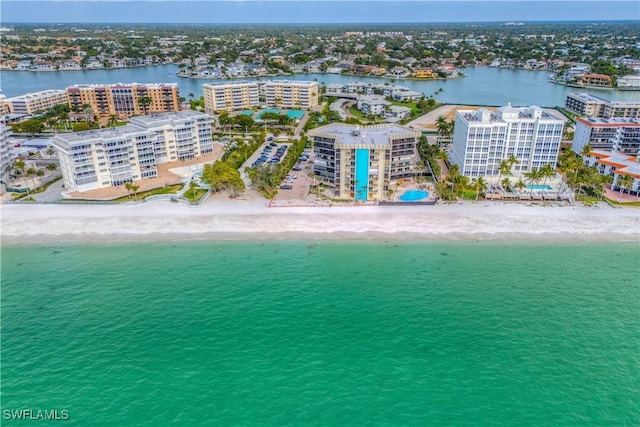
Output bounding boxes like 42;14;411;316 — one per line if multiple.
183;188;209;203
114;184;184;202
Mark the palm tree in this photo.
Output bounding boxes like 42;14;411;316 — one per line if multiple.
124;182;133;199
13;159;26;175
189;180;198;199
131;184;140;201
524;168;542;194
515;178;526;194
507;154;520;175
540;163;556;189
580;143;592;158
501;177;511;191
496;159;511;189
107;114;119;127
474;176;487;200
617;174;634;200
137;96;152;115
46;163;58;173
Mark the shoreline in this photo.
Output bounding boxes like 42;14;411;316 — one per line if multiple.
2;200;639;245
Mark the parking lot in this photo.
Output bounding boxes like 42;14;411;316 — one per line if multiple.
272;149;318;204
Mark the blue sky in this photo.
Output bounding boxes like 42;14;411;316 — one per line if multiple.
2;1;639;24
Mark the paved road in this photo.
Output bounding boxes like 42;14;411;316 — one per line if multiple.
32;177;65;202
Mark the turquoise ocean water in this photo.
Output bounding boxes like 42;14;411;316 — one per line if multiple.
2;241;639;426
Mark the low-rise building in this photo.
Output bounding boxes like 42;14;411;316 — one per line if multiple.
617;75;640;88
583;149;640;195
412;68;438;78
357;95;390;116
579;73;612;87
572;117;640;154
52;111;213;192
0;125;13;178
202;81;259;114
308;123;420;201
450;105;564;178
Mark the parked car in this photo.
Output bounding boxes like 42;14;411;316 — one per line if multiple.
280;185;293;190
292;165;302;171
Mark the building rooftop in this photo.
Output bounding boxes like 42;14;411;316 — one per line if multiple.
7;89;67;101
576;117;640;127
589;149;640;178
310;123;418;147
67;82;178;89
459;105;563;123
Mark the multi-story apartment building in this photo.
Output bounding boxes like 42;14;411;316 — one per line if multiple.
66;83;180;119
450;105;564;178
0;125;13;179
263;80;319;110
4;90;68;115
308;123;420;201
579;74;612;87
583;149;640;195
202;81;259;114
565;93;640;118
52;111;213;192
572;117;640;154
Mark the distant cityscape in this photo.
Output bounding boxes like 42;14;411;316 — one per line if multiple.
1;22;639;206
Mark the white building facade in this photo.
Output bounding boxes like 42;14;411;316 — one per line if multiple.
572;117;640;154
53;111;213;192
450;105;564;178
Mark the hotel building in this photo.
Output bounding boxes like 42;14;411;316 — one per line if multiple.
263;80;319;110
565;93;640;118
572;117;640;154
583;149;640;195
4;90;68;115
66;83;180;119
449;105;564;178
202;82;259;114
52;111;213;192
308;123;420;201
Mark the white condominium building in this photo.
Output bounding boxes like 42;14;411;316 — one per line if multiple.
1;125;12;178
572;117;640;154
202;81;259;114
450;105;564;178
263;80;319;109
4;90;68;115
565;93;640;118
52;111;213;192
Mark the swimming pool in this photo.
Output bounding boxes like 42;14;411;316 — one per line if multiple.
286;109;305;119
526;185;552;190
399;189;430;201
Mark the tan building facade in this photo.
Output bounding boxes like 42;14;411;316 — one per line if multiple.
4;89;68;115
66;83;180;119
263;80;319;110
202;82;259;114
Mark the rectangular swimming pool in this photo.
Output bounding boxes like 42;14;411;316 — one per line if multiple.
526;185;552;190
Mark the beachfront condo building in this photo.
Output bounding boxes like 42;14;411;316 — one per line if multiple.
0;125;13;179
202;82;259;114
263;80;319;110
3;90;68;115
308;123;420;201
565;93;640;118
449;105;564;178
572;117;640;154
66;83;180;119
583;149;640;195
52;111;213;192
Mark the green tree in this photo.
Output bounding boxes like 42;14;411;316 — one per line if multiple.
201;160;245;197
72;122;92;132
107;114;119;127
137;96;152;115
473;176;487;200
19;118;45;134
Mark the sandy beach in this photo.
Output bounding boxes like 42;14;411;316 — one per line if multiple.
2;197;639;244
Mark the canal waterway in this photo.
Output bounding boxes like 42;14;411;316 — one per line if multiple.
2;65;638;107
